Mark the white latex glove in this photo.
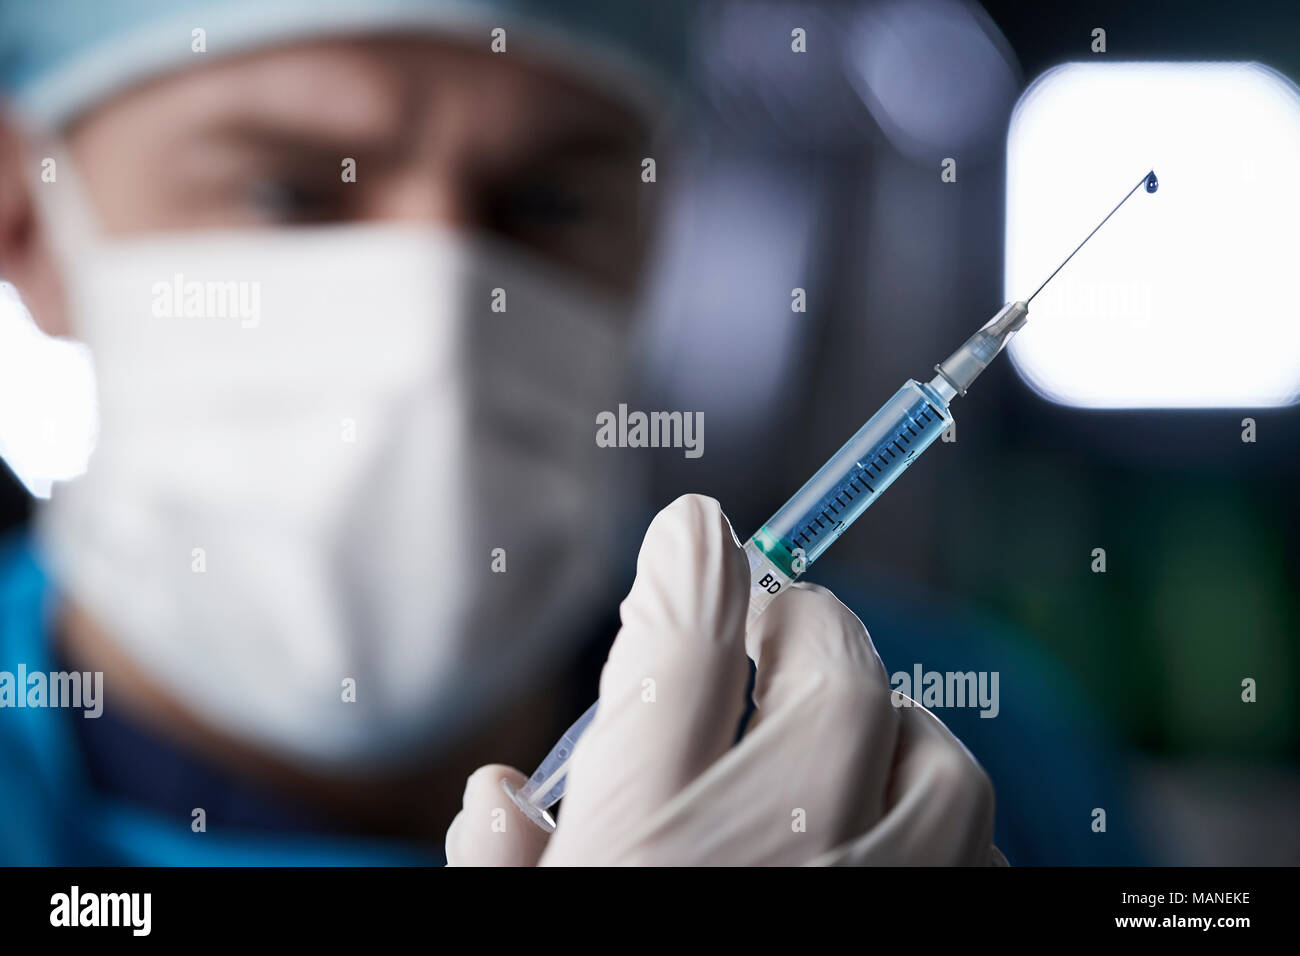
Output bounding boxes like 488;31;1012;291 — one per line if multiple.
446;494;1003;866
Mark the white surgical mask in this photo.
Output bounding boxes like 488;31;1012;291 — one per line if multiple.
32;162;631;768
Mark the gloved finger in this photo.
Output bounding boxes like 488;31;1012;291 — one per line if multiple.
815;699;996;866
542;495;751;864
609;583;899;865
744;581;892;728
730;583;899;859
444;764;550;866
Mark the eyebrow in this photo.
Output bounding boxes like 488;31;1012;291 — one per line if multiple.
195;115;644;168
194;121;402;162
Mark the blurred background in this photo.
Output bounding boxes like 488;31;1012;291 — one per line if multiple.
3;0;1297;864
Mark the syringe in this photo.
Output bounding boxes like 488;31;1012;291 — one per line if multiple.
504;170;1158;833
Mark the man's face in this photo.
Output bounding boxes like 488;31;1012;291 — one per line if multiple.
60;35;650;294
0;31;653;779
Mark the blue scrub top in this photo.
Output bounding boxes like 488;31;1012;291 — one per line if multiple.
0;533;439;866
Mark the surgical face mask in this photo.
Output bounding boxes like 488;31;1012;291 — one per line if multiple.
32;159;632;768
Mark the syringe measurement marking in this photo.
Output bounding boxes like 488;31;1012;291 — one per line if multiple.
778;403;942;558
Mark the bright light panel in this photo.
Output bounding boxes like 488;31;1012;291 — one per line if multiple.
0;282;97;497
1005;62;1300;408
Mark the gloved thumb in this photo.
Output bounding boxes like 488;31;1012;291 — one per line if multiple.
444;764;550;866
540;494;753;864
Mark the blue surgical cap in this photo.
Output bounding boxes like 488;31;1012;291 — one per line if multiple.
0;0;691;127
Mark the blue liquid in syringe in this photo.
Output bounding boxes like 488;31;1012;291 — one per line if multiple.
750;379;953;575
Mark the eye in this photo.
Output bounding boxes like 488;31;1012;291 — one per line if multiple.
242;177;335;222
497;182;594;229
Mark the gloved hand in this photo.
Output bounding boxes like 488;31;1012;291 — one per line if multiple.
446;494;1004;866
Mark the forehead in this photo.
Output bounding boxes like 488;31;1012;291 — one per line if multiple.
69;35;647;155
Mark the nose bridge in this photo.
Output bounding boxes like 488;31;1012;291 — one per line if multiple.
367;87;489;231
368;163;479;230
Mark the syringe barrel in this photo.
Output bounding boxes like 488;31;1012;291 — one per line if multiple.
749;379;952;579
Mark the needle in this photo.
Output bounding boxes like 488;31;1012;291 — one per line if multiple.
1027;170;1157;304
